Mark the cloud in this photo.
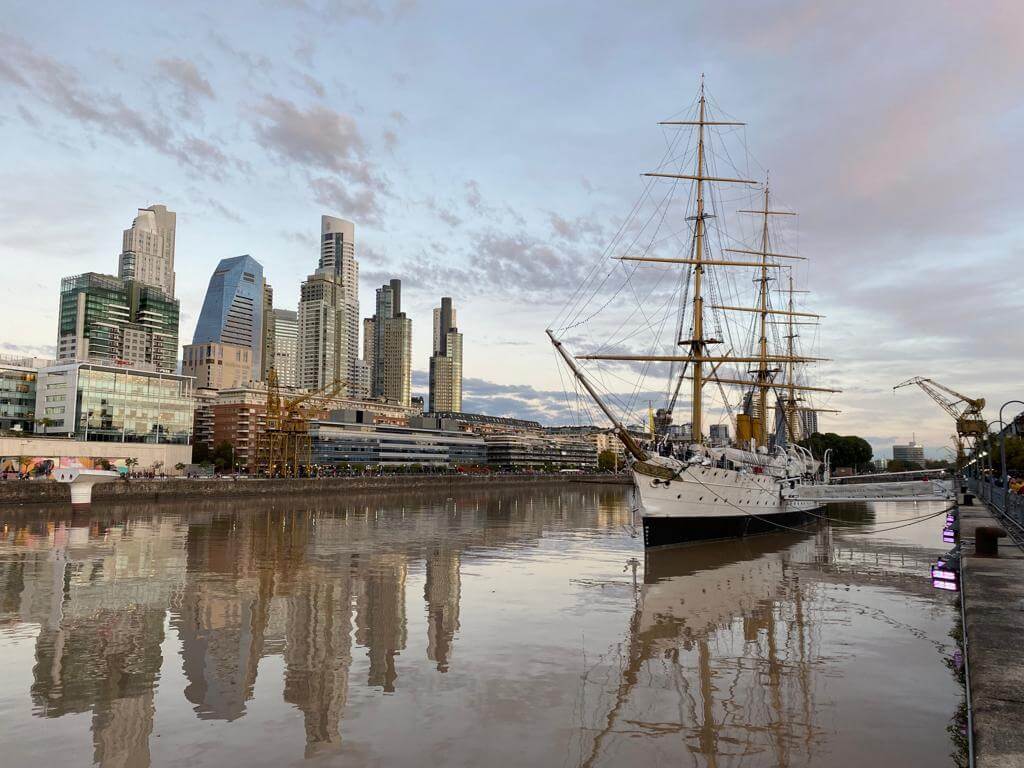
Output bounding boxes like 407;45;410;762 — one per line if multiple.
253;96;366;171
156;57;215;116
0;34;235;180
252;95;388;220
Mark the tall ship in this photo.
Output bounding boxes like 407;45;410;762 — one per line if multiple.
548;82;916;547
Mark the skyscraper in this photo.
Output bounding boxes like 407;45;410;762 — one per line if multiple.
193;255;266;380
368;280;412;406
272;309;299;387
57;272;180;373
297;216;362;393
428;297;462;413
261;281;275;381
118;204;176;298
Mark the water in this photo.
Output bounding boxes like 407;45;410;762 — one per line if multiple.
0;487;959;767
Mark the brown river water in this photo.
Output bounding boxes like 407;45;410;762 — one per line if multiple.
0;486;959;767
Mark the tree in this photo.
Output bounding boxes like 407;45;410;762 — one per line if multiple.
212;441;235;472
598;450;618;472
799;432;874;473
192;441;211;464
174;462;186;474
96;458;113;471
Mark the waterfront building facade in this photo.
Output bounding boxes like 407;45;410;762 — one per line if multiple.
210;386;267;469
117;204;177;298
272;309;299;387
310;421;486;467
192;388;217;454
182;342;253;391
484;433;597;469
57;273;180;373
0;355;49;433
193;255;266;380
33;362;193;444
428;297;463;413
417;412;541;435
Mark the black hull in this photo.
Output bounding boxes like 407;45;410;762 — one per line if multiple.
642;508;817;548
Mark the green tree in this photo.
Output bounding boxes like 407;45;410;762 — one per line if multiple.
799;432;874;473
212;441;235;472
192;441;211;464
598;450;618;472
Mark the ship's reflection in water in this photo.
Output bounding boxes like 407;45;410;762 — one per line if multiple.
0;491;956;767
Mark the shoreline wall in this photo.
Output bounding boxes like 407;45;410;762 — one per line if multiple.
0;473;630;506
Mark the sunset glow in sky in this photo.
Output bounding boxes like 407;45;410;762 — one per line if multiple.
2;1;1022;457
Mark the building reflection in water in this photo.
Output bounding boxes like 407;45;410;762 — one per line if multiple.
0;493;949;767
0;487;624;765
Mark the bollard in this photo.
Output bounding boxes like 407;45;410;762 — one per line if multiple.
975;526;1006;557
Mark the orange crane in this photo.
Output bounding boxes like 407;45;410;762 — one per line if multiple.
893;377;986;468
251;369;349;477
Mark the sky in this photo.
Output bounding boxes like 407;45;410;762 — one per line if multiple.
1;0;1022;459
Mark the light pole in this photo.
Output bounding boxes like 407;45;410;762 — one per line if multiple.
999;400;1024;500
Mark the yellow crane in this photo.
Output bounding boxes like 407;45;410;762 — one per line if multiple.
893;377;986;468
251;369;349;477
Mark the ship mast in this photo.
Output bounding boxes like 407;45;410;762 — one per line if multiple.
756;183;772;445
552;82;845;452
690;84;709;442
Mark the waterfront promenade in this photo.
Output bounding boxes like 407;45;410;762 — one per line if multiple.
960;487;1024;767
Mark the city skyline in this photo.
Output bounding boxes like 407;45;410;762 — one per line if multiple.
1;2;1022;456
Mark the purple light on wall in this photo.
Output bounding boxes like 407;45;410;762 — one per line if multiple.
931;567;957;581
933;578;959;592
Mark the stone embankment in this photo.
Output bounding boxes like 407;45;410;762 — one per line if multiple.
0;473;628;506
959;493;1024;767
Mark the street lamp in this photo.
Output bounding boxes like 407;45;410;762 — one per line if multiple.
999;400;1024;500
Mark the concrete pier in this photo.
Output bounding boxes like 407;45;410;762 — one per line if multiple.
53;468;121;510
960;499;1024;767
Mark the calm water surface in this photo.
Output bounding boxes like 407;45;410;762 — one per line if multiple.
0;486;958;767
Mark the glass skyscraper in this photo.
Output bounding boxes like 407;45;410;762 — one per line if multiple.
193;255;266;380
56;273;180;373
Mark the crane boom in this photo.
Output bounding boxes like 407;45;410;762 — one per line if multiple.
893;377;987;446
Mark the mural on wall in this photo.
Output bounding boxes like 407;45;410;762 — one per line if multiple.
1;457;130;477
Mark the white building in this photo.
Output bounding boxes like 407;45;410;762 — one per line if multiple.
117;204;176;298
272;309;298;387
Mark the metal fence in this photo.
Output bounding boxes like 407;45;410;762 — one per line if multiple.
967;477;1024;537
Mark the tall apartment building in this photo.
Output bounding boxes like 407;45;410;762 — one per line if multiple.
297;270;348;390
272;309;299;387
428;297;462;413
193;255;266;380
57;273;180;373
297;216;363;393
118;204;177;298
261;282;275;381
798;409;819;440
368;279;412;406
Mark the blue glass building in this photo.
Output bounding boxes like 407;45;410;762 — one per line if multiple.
192;255;265;378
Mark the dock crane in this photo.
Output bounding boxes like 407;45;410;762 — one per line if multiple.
250;369;349;477
893;377;986;468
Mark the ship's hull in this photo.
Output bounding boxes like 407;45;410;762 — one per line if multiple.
632;461;821;548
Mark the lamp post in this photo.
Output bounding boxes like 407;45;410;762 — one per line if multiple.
999;401;1024;505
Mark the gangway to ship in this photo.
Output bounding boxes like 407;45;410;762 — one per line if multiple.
783;477;953;503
